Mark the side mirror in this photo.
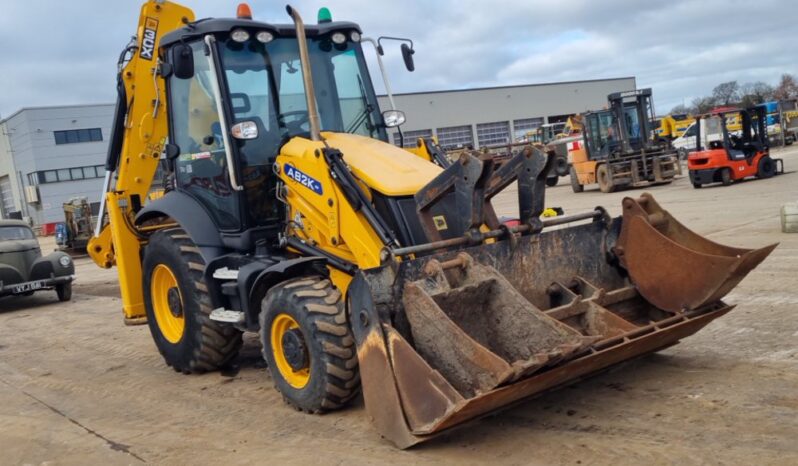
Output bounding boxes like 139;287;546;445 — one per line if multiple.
401;43;415;72
164;143;181;160
172;43;194;80
383;110;406;128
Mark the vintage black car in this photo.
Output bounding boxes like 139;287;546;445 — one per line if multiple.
0;220;75;301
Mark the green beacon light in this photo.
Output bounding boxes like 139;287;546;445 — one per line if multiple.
318;7;332;23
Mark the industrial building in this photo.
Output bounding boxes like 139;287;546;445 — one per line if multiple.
0;76;635;228
378;76;636;149
0;104;114;228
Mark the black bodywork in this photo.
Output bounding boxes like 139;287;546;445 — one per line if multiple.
0;221;75;298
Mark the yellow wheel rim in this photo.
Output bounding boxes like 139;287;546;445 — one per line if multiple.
151;264;185;344
270;313;310;389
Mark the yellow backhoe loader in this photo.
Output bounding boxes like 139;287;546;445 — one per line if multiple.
89;1;776;448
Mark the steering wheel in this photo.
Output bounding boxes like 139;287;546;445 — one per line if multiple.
278;111;310;134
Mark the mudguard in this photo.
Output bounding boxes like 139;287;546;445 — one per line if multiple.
135;191;223;249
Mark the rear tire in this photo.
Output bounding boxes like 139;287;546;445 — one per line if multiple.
597;164;615;193
56;283;72;302
569;167;583;193
757;156;776;179
721;168;732;186
692;182;702;189
260;276;359;413
142;228;242;373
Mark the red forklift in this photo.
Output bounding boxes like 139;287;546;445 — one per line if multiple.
688;106;783;188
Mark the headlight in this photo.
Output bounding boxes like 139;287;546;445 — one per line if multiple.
59;255;72;267
350;31;361;43
331;32;347;45
256;31;274;43
231;29;250;43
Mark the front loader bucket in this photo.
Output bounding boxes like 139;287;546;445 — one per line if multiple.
347;194;775;448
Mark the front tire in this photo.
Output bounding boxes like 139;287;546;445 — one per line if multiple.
142;228;242;373
545;176;558;187
757;156;776;179
569;167;584;193
260;276;359;413
597;164;615;193
56;283;72;302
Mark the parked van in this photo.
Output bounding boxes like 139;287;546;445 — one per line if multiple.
672;117;725;159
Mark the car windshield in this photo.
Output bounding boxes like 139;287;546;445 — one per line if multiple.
0;226;35;241
217;35;386;142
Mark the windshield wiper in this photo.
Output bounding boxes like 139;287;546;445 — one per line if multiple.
345;75;373;134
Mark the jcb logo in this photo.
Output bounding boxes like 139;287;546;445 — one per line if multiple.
140;17;159;60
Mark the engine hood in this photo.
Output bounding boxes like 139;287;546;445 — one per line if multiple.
0;239;39;254
320;132;442;197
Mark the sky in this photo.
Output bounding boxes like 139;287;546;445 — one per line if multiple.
0;0;796;118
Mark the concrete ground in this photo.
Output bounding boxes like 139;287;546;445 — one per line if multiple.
1;147;797;465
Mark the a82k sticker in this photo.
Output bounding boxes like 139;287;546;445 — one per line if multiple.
284;164;323;195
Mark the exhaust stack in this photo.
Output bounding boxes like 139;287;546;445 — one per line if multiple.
286;5;322;141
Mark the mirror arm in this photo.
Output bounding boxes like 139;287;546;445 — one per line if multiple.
362;37;395;111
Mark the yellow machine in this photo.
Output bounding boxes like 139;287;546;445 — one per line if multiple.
656;113;695;140
569;89;680;193
89;1;775;448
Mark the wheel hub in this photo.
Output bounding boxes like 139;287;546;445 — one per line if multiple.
281;328;308;371
167;287;183;318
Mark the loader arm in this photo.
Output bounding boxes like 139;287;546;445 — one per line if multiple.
88;1;195;321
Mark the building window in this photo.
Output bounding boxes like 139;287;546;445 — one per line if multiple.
436;125;474;150
392;129;433;148
28;164;106;185
513;118;544;139
54;128;103;145
476;121;511;147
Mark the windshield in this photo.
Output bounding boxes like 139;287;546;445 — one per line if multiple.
622;104;641;139
585;111;618;158
0;226;35;241
217;35;386;142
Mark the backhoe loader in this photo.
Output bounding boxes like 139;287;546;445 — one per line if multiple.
89;1;776;448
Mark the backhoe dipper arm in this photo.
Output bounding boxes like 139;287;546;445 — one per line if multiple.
88;1;195;321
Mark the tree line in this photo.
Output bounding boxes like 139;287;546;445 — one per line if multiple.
670;73;798;115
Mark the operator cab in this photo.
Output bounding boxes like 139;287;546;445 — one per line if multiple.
582;89;659;160
156;11;392;243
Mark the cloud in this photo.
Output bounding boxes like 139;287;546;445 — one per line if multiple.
0;0;795;117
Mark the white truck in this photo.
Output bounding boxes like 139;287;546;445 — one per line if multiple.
671;117;725;159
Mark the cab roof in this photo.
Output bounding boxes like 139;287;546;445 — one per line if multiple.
160;17;362;49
